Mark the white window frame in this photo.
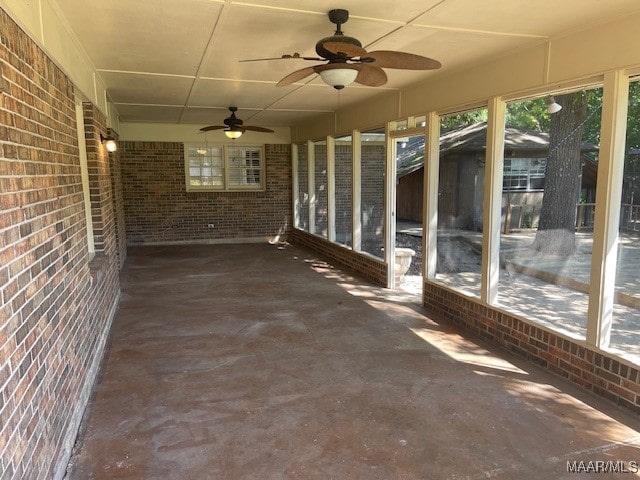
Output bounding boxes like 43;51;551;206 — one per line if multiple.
502;157;546;192
184;143;265;192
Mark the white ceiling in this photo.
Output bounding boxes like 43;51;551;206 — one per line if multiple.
53;0;640;129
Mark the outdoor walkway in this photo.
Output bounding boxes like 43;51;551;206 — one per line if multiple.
66;243;640;479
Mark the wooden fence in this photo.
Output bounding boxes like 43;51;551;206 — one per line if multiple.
503;203;640;233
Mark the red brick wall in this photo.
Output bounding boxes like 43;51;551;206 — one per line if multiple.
424;282;640;414
107;130;127;269
120;142;291;244
290;229;387;286
0;10;122;479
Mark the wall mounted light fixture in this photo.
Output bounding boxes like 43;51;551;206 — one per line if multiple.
100;134;118;152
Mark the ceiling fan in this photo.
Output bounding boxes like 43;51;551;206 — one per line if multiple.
200;107;274;139
241;9;441;90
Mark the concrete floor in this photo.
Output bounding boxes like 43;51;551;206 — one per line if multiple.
66;243;640;479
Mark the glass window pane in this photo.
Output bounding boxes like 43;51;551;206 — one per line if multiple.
497;88;602;341
314;140;328;238
612;79;640;363
297;143;309;231
360;128;385;258
227;147;262;188
435;109;488;297
335;135;353;247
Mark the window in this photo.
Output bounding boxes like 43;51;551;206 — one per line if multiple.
296;142;309;231
314;140;328;237
360;127;386;258
435;109;488;297
503;158;546;191
335;135;352;247
497;87;603;340
612;78;640;363
185;144;264;191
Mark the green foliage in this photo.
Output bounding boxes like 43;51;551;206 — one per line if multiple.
506;98;550;131
581;88;603;147
440;110;487;132
626;81;640;152
440;82;640;153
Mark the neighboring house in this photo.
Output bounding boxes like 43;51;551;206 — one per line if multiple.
396;122;598;230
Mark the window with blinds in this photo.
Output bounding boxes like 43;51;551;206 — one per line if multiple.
185;144;264;191
503;157;546;192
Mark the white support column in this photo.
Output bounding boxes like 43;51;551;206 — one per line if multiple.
327;135;336;242
385;125;397;289
292;143;299;229
75;97;95;257
308;140;316;235
424;112;440;279
481;97;506;304
352;130;362;251
587;71;629;348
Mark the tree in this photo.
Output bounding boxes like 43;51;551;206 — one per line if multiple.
506;98;550;132
440;110;487;132
531;92;588;255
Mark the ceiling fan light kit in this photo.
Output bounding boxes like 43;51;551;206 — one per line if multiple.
242;8;441;90
200;107;274;139
319;67;358;90
224;127;244;139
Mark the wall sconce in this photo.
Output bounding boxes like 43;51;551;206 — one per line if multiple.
546;96;562;114
100;134;118;152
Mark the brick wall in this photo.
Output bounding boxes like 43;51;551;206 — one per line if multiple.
290;229;387;286
424;282;640;414
107;129;127;269
0;10;122;479
120;142;291;244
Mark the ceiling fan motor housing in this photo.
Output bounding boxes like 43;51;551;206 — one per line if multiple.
316;9;361;60
223;108;243;127
316;35;362;60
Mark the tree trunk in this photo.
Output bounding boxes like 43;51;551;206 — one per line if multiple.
532;92;587;255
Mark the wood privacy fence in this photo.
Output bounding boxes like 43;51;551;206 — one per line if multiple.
503;203;640;233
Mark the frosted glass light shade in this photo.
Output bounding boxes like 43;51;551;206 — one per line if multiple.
319;68;358;90
105;139;118;152
224;129;243;139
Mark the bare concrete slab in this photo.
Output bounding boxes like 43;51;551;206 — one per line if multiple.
66;243;640;479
